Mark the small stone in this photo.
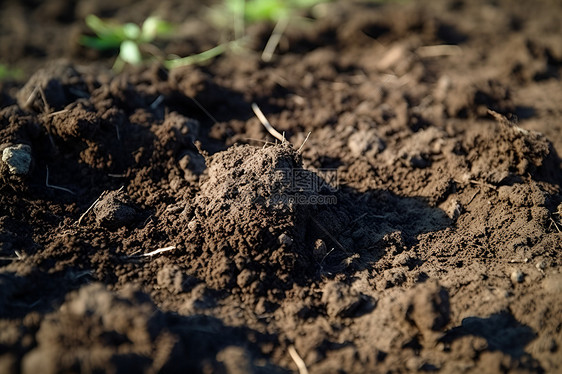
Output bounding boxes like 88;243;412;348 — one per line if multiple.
278;233;293;246
2;144;32;175
187;219;199;231
536;260;547;272
447;199;462;220
93;190;137;228
510;269;525;284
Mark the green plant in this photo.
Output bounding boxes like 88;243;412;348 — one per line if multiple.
81;15;173;70
81;15;234;70
209;0;332;61
0;64;24;81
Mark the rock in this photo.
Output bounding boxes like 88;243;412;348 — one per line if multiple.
510;269;524;284
2;144;32;175
535;260;547;272
446;199;462;220
93;189;138;228
278;233;293;246
187;219;199;231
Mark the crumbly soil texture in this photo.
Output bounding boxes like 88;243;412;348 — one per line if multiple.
1;0;562;373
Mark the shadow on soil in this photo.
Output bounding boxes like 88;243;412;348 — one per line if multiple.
308;187;451;277
441;311;541;365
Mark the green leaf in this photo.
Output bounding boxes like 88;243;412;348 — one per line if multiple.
141;16;174;42
79;35;121;50
119;40;142;65
0;64;24;81
244;0;289;22
85;14;114;36
122;23;141;40
84;14;131;49
288;0;331;8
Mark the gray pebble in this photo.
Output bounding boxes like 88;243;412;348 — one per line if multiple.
2;144;32;175
510;269;524;284
278;233;293;246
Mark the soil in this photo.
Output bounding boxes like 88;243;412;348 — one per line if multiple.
1;0;562;373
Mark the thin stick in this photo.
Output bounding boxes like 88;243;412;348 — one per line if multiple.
297;132;311;153
311;217;350;255
45;109;69;118
550;217;561;233
188;95;219;125
467;190;480;205
46;166;76;195
142;246;175;257
262;16;289;62
320;247;336;267
0;256;19;261
150;95;164;110
0;251;23;261
77;192;106;225
251;103;285;143
38;86;50;113
288;345;309;374
23;86;39;109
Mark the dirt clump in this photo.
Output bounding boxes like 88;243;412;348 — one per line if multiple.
16;62;86;113
92;189;139;229
183;143;324;294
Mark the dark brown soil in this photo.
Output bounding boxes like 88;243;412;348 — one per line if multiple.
1;0;562;373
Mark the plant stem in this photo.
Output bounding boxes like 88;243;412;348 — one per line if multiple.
261;15;289;62
164;43;229;69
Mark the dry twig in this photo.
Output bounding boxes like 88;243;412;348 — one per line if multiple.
251;103;286;143
297;132;311;153
288;345;309;374
141;246;176;257
46;166;76;195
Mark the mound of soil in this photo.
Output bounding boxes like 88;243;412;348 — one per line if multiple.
1;0;562;373
182;143;316;292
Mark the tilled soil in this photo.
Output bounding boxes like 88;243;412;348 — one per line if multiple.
1;0;562;373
